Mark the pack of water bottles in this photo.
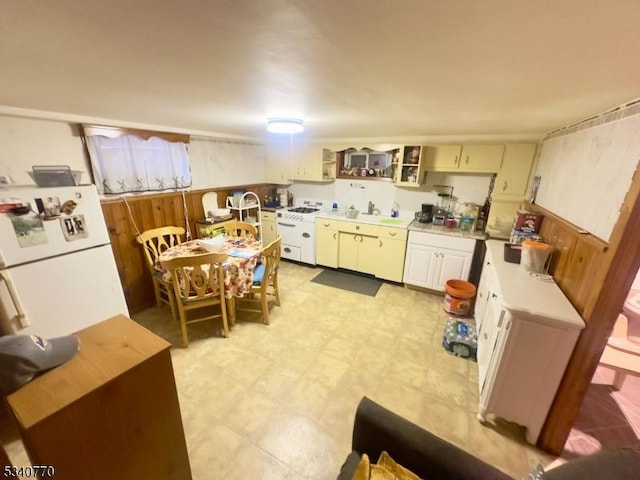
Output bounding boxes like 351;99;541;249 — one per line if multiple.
442;318;477;361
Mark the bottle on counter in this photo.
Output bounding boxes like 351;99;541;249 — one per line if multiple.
391;202;399;218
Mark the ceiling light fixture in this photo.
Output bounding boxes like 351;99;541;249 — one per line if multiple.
266;118;304;134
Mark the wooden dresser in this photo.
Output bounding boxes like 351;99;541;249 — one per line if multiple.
6;315;192;480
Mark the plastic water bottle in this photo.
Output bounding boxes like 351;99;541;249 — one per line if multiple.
391;202;399;218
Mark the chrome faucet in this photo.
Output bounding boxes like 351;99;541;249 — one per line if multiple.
368;201;381;215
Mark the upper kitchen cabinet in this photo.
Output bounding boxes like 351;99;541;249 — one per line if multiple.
492;143;537;200
335;145;401;181
423;144;462;171
265;139;292;184
424;144;505;173
291;145;335;182
394;145;428;187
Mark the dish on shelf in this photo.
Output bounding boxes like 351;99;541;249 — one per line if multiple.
207;214;232;221
209;207;230;217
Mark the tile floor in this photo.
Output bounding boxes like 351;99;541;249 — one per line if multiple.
564;365;640;460
2;260;637;479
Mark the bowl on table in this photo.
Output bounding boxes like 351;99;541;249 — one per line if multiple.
196;236;226;252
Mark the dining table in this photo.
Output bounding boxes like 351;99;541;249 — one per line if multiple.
157;236;262;324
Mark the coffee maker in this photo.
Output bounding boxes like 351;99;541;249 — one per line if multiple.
415;203;434;223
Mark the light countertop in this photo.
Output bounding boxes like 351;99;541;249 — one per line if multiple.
485;240;585;329
315;210;414;228
408;219;488;240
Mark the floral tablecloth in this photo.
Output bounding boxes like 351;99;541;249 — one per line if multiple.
157;237;261;299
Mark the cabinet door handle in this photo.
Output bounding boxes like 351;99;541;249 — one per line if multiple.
379;239;383;247
302;232;310;238
332;233;336;240
465;155;470;165
483;332;488;340
356;225;360;230
502;180;508;191
359;235;363;243
454;155;459;166
389;232;397;237
323;222;330;227
491;293;498;299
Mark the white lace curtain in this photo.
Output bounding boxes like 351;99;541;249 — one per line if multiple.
85;134;191;195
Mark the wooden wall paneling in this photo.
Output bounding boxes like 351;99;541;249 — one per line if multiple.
538;161;640;454
531;204;608;316
567;237;606;315
101;184;275;314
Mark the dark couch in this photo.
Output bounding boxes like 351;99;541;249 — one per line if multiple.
337;397;640;480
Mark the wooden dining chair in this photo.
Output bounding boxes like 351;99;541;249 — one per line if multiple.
161;252;229;347
236;236;281;325
222;220;257;239
136;226;185;318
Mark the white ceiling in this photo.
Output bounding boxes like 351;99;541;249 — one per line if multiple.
1;0;639;141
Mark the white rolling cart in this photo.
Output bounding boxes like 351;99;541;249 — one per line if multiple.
226;191;262;240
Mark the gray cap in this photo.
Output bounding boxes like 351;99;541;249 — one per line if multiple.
0;334;79;396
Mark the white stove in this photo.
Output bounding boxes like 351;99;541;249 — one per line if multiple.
276;199;327;264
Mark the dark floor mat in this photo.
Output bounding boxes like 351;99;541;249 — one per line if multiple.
311;269;382;297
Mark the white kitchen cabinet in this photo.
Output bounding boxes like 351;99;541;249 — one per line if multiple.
315;218;339;268
492;143;537;200
475;240;585;444
403;231;475;291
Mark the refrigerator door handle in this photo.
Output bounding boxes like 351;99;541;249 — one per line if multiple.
0;270;29;328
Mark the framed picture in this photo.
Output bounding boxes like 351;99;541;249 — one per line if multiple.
60;214;88;241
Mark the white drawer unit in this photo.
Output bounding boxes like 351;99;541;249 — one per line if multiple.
403;231;475;291
475;240;585;444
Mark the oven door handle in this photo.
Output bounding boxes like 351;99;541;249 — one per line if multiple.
277;222;297;228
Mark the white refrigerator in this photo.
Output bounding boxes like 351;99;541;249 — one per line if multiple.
0;184;129;338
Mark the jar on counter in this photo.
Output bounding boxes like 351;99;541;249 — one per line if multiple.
460;216;474;231
444;216;457;229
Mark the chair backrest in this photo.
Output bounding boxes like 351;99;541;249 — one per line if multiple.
136;226;185;271
223;220;257;238
160;252;228;304
259;236;282;285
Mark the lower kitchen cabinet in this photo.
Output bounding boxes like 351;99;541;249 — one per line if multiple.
403;231;474;291
316;218;339;268
338;231;378;275
261;211;278;245
376;226;407;282
475;240;585;444
316;219;408;281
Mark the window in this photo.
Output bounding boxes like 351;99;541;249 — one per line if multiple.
82;125;191;195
